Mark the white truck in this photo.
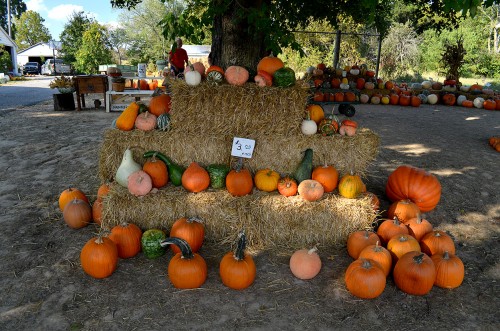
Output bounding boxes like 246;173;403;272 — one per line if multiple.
41;59;72;75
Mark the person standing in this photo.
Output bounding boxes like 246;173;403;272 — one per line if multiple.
168;38;189;76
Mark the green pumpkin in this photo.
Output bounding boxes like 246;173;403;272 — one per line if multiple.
141;229;167;259
273;67;296;87
206;164;231;189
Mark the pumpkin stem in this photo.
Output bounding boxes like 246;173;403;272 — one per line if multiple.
308;245;319;255
160;237;194;259
374;241;382;251
443;251;450;260
393;216;401;225
234;230;247;261
361;259;373;269
234;157;243;173
413;253;425;264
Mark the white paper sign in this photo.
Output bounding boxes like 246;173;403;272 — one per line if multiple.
231;137;255;158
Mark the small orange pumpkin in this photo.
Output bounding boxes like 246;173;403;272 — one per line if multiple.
386;234;421;265
80;235;118;279
226;163;254;197
169;217;205;254
109;222;143;258
220;230;256;289
59;187;89;211
225;66;249;86
387;199;421;224
306;104;325;124
406;215;433;241
92;198;103;225
376;217;409;246
289;246;322;280
483;99;496;110
346;230;380;259
344;258;386;299
358;241;392;276
148;89;171;116
63;198;92;229
431;251;465;289
143;156;168;188
277;176;298;197
181;162;210;193
420;230;456;256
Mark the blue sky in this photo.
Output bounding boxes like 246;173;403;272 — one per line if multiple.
26;0;123;40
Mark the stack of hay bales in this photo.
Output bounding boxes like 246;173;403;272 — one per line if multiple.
98;80;380;251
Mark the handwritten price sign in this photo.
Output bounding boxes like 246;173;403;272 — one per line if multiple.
231;137;255;158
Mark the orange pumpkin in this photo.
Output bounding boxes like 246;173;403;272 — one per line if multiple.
206;65;225;75
431;251;465;289
97;183;111;198
80;235;118;279
393;252;436;295
277;176;298;197
63;198;92;229
92;198;103;225
399;95;411;106
442;93;456;106
344;258;386;299
346;230;380;259
358;241;392;277
334;92;345;102
385;165;441;212
220;231;256;289
143;157;168;188
331;78;341;88
297;179;324;202
311;164;339;193
462;99;474;108
59;187;89;211
386;234;421;265
385;81;394;90
256;54;284;75
389;93;399;105
483;99;496;110
306;104;325;124
181;162;210;193
226;166;254;197
387;199;421;224
344;91;357;102
376;217;409;246
169;217;205;254
406;215;433;241
163;237;207;289
289;246;322;280
410;95;421;107
420;230;456;256
148;89;171;116
109;222;143;259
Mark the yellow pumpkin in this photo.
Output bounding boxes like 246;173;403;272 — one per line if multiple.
338;172;364;199
254;168;280;192
306;104;325;124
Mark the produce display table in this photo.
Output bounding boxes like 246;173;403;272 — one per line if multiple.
106;75;164;112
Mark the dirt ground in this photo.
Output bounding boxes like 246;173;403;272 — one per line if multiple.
0;99;498;331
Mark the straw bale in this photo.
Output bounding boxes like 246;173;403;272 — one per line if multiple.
98;128;379;182
101;184;377;251
168;80;309;137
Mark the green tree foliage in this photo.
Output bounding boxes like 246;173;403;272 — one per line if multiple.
13;10;51;50
108;27;129;64
74;23;113;74
380;22;422;80
111;0;496;70
59;11;95;65
0;45;12;73
0;0;27;36
117;0;177;65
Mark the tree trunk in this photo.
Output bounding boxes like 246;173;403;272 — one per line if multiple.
211;0;266;73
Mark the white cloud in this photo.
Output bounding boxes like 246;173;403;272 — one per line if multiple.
26;0;48;12
47;4;86;21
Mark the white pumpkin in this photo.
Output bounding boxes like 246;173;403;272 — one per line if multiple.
460;85;470;92
349;68;360;75
185;69;201;86
473;97;485;109
360;94;370;104
301;118;318;135
340;83;350;90
456;95;467;106
427;94;439;105
421;81;432;89
443;85;457;92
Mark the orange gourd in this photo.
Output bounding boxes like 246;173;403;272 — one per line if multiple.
431;251;465;289
344;258;386;299
181;162;210;193
358;241;392;276
59;187;88;211
63;198;92;229
312;164;339;193
143;156;168;188
92;197;103;225
220;231;256;289
109;222;143;258
169;217;205;254
393;252;436;296
116;102;140;131
346;230;380;259
306;104;325;124
385;165;441;212
277;176;298;197
420;230;456;256
257;54;284;76
297;179;324;202
289;246;322;280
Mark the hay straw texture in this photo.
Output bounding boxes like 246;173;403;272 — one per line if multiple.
101;185;377;251
98;128;379;182
168;80;309;137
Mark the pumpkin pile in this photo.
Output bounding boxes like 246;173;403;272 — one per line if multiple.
301;105;359;137
343;165;464;299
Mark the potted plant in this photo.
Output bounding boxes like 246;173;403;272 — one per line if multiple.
49;75;75;94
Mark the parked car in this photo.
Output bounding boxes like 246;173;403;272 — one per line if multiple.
22;62;40;75
41;59;71;75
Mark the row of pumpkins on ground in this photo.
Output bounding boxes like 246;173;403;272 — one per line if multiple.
489;136;500;152
58;164;462;296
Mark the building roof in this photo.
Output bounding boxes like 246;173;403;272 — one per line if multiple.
18;42;61;57
0;26;16;48
183;45;211;58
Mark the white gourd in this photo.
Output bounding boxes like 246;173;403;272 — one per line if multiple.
427;94;438;105
115;149;142;187
301;117;318;135
473;97;484;109
185;66;202;86
456;95;467;106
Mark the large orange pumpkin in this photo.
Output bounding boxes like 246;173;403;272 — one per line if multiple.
393;252;436;296
311;164;339;193
256;54;284;75
385;165;441;212
148;89;171;116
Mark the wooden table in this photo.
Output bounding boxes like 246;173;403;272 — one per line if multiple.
73;75;108;111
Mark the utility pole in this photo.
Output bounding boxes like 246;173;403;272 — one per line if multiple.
7;0;12;37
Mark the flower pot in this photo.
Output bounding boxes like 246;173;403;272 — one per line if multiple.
112;82;125;92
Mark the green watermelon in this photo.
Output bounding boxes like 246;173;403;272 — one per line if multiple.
141;229;167;259
273;67;296;87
